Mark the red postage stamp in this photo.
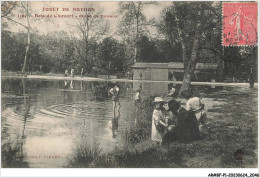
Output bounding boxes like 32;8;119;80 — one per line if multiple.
222;2;257;46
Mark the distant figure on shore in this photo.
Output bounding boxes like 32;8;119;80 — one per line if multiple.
181;89;207;132
81;68;84;78
139;72;143;81
105;74;111;80
168;72;173;81
71;69;75;78
110;83;120;117
134;88;142;124
249;67;254;88
126;71;131;80
64;69;69;77
134;88;142;104
151;97;168;145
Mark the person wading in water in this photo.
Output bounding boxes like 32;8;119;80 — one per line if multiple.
110;83;121;117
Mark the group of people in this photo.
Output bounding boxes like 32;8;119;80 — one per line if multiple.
64;68;84;78
151;88;207;146
108;82;208;146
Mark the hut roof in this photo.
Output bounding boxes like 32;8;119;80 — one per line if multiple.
132;63;169;69
168;62;184;69
132;62;218;70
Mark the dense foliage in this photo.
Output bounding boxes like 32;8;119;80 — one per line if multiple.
1;1;257;81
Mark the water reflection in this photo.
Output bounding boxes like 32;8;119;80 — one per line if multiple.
64;80;68;88
21;79;28;157
70;80;74;89
1;78;32;167
112;116;119;139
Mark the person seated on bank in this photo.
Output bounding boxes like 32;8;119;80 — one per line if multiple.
162;96;200;144
166;86;176;97
181;89;207;132
151;97;168;145
177;93;200;143
161;99;180;145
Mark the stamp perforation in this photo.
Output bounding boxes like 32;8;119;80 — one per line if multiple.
222;1;257;46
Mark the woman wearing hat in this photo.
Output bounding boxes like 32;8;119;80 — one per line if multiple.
151;97;168;145
161;99;180;145
163;97;200;144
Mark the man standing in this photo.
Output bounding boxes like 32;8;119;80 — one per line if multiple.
64;69;69;77
71;69;74;78
249;67;255;88
110;83;121;117
139;72;143;81
81;68;84;78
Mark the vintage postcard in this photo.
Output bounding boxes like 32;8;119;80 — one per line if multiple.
1;0;259;177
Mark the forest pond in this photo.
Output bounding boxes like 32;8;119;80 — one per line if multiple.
1;77;256;168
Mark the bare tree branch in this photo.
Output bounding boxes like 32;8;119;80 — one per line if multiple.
2;16;28;29
1;1;17;18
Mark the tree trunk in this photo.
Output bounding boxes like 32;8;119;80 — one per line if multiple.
22;3;30;72
217;57;224;82
175;15;188;72
134;47;137;63
22;29;30;72
179;30;200;95
180;40;188;72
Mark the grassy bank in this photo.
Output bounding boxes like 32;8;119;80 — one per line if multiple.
66;88;258;168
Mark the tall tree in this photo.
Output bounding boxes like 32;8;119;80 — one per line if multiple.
73;2;110;70
159;2;222;93
96;37;126;75
2;2;43;72
1;31;25;71
118;1;156;63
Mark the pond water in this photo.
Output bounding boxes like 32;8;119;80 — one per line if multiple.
1;77;253;168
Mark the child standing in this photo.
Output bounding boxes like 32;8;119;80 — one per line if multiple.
151;97;168;145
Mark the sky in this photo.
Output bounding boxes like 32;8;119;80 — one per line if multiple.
3;1;172;39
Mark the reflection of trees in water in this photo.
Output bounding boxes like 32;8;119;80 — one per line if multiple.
92;81;112;101
61;81;114;103
1;78;32;168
